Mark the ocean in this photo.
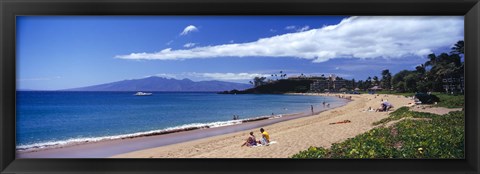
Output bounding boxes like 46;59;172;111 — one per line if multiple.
16;91;347;151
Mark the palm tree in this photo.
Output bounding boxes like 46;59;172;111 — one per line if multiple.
416;64;426;75
253;77;267;87
381;69;392;90
425;53;437;67
450;40;464;55
373;76;379;86
365;76;372;89
351;78;355;90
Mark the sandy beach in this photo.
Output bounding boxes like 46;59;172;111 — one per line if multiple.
112;93;413;158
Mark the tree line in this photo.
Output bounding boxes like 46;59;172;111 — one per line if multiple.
355;40;464;93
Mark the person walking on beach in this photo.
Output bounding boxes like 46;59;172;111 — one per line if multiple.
311;105;314;114
259;128;270;145
322;101;326;107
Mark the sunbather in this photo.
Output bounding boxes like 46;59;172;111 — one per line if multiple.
241;132;257;147
376;102;393;112
329;120;351;125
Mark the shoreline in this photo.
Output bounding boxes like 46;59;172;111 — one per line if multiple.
111;93;413;158
17;94;349;158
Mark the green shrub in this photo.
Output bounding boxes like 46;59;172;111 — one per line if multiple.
292;110;464;159
373;107;411;125
433;93;464;108
291;146;329;158
394;111;464;158
414;93;440;104
328;128;396;158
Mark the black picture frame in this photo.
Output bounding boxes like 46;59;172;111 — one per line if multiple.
1;0;479;173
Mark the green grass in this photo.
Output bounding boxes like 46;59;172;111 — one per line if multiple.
372;107;411;125
370;91;464;108
291;108;464;159
373;107;440;125
431;92;464;108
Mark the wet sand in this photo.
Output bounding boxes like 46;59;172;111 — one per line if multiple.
112;94;413;158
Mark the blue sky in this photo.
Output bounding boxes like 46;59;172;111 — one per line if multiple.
17;16;464;90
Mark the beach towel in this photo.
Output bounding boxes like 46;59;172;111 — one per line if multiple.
252;141;277;147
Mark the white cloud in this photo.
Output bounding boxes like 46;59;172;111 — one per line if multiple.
285;25;296;30
197;72;268;81
335;65;382;71
297;25;310;32
270;29;277;32
151;73;178;79
152;72;354;81
152;72;269;82
180;25;198;36
183;42;197;48
116;16;463;63
285;25;309;32
166;40;173;45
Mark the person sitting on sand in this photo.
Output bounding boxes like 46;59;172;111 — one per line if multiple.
369;106;374;111
241;132;257;147
258;128;270;145
376;101;393;112
376;102;387;112
383;101;393;111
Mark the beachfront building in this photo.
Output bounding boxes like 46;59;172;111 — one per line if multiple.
442;76;464;94
309;74;353;92
369;86;383;91
310;80;328;92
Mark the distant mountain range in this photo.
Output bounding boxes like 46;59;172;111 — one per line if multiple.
64;76;252;92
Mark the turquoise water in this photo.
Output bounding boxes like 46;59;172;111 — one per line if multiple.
16;91;346;150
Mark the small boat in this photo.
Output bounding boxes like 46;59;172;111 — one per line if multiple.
134;92;152;96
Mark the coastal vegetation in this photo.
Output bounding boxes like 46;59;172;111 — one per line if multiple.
292;108;464;159
434;92;465;108
288;41;465;159
220;79;314;94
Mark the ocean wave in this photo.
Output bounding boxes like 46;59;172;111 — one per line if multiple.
16;115;279;151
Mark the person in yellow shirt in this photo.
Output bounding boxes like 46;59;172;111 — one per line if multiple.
259;128;270;145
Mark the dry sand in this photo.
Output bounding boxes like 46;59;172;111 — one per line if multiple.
112;93;413;158
409;105;463;115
